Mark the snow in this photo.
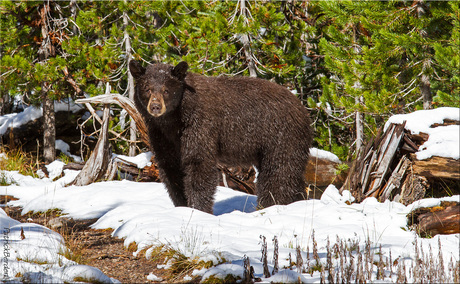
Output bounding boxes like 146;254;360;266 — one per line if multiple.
146;273;163;281
310;147;341;163
55;139;82;163
1;170;458;283
0;107;458;282
0;100;83;136
0;207;119;283
385;107;459;160
113;152;153;169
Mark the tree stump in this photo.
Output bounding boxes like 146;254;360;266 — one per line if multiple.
70;105;112;186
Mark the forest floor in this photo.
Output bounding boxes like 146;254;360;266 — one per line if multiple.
4;206;173;283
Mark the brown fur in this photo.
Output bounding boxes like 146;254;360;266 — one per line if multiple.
129;61;313;214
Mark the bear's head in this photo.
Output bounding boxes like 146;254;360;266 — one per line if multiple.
129;60;188;117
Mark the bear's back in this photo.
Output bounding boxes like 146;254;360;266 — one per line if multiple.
182;73;312;167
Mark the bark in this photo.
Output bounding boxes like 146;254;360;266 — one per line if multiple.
70;0;78;36
420;73;432;110
355;110;364;153
408;201;460;237
239;0;257;78
38;3;56;164
123;1;137;156
411;155;460;180
42;93;56;164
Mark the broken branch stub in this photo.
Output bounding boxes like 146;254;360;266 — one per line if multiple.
75;94;149;146
70;104;111;186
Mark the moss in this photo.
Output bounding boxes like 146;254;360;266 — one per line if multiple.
202;274;240;284
72;276;105;284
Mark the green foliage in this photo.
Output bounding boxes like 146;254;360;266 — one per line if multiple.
1;1;458;161
313;0;458;159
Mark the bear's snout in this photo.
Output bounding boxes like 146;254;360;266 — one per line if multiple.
147;92;166;117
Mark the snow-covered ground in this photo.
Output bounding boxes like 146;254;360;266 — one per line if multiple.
0;107;458;283
0;167;459;283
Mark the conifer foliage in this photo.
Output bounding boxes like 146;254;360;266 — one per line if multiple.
1;1;458;162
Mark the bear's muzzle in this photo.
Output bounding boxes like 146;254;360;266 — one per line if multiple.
147;92;166;117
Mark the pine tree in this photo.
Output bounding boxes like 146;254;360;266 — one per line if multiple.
1;1;75;163
432;1;459;107
315;0;457;158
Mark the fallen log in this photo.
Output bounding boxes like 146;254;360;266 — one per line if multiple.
411;154;460;180
305;156;348;188
407;201;460;237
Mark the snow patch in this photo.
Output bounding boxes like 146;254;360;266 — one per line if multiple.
385;107;459;160
113;152;154;169
55;139;82;163
0;100;83;135
310;147;341;163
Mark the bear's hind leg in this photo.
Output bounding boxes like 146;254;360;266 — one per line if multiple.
256;156;308;208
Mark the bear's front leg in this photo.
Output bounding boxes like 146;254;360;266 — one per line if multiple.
182;159;219;214
151;135;188;207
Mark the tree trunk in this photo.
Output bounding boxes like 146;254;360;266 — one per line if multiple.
42;92;56;164
415;1;433;110
420;73;432;110
239;0;257;78
71;105;112;186
355;110;364;153
70;0;78;36
39;3;56;164
123;4;137;156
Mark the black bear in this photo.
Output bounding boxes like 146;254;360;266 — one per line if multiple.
129;60;313;214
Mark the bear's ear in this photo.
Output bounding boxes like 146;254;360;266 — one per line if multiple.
172;61;188;81
129;60;146;79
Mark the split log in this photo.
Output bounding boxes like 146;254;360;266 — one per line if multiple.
397;173;428;206
366;123;406;197
379;155;411;202
341;123;407;202
407;201;460;237
411;154;460;180
70;105;111;186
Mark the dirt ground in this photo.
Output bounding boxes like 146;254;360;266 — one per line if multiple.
4;206;175;283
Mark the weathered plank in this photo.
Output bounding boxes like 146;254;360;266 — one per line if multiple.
379;155;411;201
366;123;406;197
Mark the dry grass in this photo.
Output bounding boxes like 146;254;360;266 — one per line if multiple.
251;231;460;283
0;146;40;180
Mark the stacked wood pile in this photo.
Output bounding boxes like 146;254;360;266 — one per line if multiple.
341;121;460;204
341;119;459;237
